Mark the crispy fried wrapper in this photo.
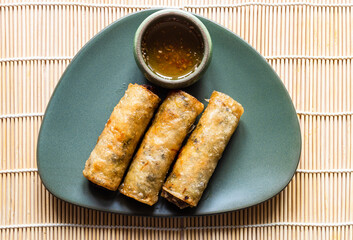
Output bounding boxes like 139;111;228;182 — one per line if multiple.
162;91;244;208
119;91;204;205
83;83;160;191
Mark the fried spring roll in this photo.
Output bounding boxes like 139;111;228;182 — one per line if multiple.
119;91;204;205
161;91;244;208
83;83;160;191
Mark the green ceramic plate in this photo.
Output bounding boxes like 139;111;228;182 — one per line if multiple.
37;9;301;216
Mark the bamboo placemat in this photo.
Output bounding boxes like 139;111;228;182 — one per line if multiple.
1;0;353;239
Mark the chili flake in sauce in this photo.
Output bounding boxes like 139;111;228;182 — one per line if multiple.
142;20;204;80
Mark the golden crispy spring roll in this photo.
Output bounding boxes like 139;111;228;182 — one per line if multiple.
83;83;160;191
161;91;244;208
119;91;204;205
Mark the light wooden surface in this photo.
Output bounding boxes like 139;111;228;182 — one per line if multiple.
1;0;353;239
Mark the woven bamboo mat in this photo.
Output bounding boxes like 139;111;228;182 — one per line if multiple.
1;0;353;239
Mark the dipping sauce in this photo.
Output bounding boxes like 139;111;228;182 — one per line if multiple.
142;20;204;80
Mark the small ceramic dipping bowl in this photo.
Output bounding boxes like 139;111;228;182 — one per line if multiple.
134;9;212;89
